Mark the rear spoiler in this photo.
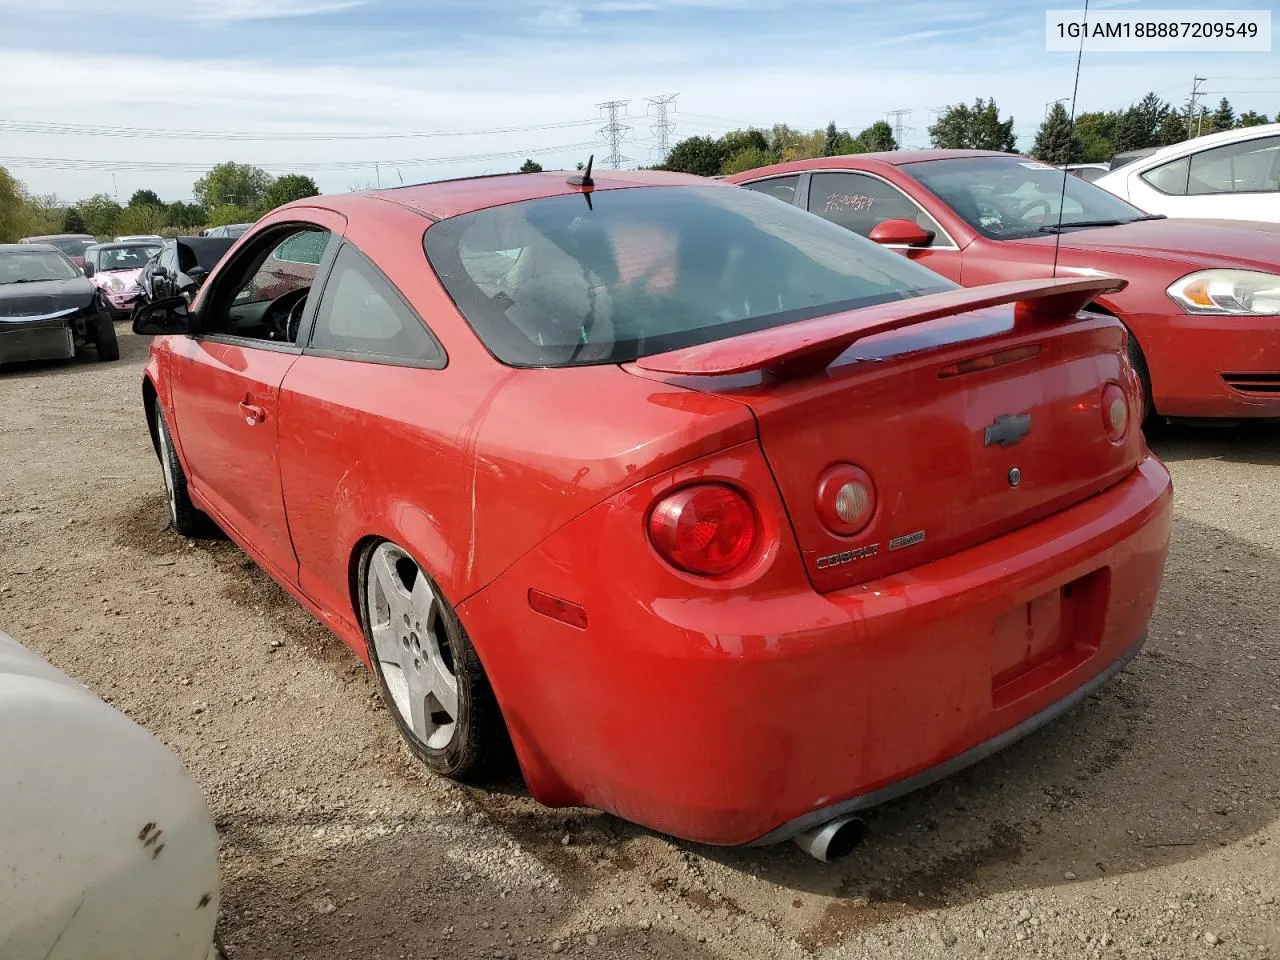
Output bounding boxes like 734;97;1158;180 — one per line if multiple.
635;276;1126;379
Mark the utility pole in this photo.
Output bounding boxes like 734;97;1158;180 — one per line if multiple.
1186;76;1207;139
375;162;381;188
597;100;632;170
646;93;678;162
885;109;912;147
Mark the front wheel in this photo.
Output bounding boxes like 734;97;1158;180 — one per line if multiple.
1127;333;1154;425
359;541;504;782
155;407;209;537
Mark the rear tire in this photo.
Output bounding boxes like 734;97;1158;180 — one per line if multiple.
94;303;119;362
358;541;505;783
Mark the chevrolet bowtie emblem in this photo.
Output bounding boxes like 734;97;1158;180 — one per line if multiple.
984;413;1032;447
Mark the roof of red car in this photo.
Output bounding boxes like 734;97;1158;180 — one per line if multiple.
725;149;1019;182
344;168;718;221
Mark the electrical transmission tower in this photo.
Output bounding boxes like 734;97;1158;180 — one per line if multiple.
596;100;632;169
885;109;912;147
646;94;679;162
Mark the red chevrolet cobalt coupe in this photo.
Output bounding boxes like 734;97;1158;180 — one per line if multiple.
134;170;1171;859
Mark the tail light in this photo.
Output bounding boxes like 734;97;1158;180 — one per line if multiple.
648;484;757;576
1102;382;1129;442
815;464;876;536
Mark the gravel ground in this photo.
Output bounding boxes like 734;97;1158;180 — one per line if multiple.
1;328;1276;960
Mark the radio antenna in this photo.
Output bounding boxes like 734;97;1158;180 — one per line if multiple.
1053;0;1089;278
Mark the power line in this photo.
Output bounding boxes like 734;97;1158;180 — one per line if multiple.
0;139;608;174
596;100;632;170
646;94;678;162
0;117;602;142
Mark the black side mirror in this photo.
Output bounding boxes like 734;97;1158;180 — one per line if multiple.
133;296;191;336
83;262;95;277
186;266;208;287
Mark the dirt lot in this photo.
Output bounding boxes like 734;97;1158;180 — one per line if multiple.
1;328;1277;960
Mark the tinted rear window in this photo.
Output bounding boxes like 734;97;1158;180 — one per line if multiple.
423;185;954;367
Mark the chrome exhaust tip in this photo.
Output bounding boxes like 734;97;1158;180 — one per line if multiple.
792;815;866;862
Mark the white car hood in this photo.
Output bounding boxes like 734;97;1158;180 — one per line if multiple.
0;631;220;960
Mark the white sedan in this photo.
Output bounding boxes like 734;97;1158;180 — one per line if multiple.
0;631;223;960
1093;123;1280;222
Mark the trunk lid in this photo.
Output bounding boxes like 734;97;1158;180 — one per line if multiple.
630;284;1144;593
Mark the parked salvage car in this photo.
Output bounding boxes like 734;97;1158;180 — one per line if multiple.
133;170;1171;859
84;240;163;318
0;629;223;959
729;151;1280;421
1094;124;1280;222
201;223;252;239
20;233;98;270
0;244;118;363
137;237;236;308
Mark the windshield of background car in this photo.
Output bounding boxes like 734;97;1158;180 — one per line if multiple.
98;245;160;270
48;238;96;256
905;156;1150;240
0;250;80;284
423;185;955;367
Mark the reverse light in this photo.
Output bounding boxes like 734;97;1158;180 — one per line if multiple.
647;484;757;576
1167;270;1280;315
815;464;877;536
1102;382;1129;442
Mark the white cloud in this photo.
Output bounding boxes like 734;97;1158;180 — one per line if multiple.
181;0;366;21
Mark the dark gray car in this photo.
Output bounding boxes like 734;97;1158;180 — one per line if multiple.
0;244;118;364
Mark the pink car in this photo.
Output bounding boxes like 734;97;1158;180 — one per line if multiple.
83;242;162;318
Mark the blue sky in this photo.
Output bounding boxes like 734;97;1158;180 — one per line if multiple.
0;0;1276;202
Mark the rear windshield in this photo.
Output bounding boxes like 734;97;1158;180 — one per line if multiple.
48;238;96;256
423;185;955;367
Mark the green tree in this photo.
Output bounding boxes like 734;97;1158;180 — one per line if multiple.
1031;102;1083;164
0;166;27;243
1238;110;1269;128
63;208;87;234
206;204;253;227
115;204;167;235
261;174;320;211
193;162;273;210
854;120;897;153
1074;111;1120;162
822;121;841;157
129;188;162;208
1156;111;1188;146
720;129;770;158
661;136;729;176
721;146;777;175
517;159;543;174
78;194;122;236
928;98;1015;151
165;201;206;230
1206;98;1235;133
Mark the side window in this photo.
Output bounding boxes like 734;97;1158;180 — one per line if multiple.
273;232;327;265
1188;136;1280;195
1141;157;1190;196
308;245;444;366
741;176;799;204
202;225;332;343
807;172;945;242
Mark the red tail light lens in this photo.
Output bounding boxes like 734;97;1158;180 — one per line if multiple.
1102;382;1129;441
815;464;876;535
648;484;757;576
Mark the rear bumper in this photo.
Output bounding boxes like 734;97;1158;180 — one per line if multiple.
1137;311;1280;418
460;456;1173;846
0;318;75;364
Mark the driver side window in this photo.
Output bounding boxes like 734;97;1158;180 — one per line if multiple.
202;225;332;344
